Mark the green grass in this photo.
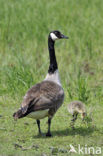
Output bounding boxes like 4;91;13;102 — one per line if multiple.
0;0;103;155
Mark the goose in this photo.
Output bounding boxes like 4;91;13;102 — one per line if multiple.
67;101;87;129
13;30;68;137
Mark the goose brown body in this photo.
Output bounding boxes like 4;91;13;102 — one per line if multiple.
13;80;64;119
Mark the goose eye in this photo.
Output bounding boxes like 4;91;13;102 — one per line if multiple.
54;32;58;35
55;32;60;37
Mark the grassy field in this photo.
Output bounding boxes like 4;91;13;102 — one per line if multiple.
0;0;103;155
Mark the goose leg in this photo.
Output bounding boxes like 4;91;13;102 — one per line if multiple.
46;118;52;137
36;119;42;135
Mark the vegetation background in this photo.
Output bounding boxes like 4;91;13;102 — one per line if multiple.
0;0;103;155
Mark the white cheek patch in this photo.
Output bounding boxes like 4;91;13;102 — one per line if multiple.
50;33;58;41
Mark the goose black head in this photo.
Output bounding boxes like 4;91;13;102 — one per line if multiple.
49;30;68;41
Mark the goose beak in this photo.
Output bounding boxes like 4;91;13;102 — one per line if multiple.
61;34;69;39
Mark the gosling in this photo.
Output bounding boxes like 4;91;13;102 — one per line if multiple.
67;101;86;129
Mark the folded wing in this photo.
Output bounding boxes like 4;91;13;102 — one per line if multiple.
21;81;64;116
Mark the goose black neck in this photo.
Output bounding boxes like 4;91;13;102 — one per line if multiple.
48;37;58;74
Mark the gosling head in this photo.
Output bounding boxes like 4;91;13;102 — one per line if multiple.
49;30;68;41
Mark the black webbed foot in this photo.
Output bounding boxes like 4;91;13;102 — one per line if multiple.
46;132;52;137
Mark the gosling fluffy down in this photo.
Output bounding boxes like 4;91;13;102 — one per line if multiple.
67;101;86;119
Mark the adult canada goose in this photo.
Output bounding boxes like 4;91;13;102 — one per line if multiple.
67;101;86;129
13;30;68;137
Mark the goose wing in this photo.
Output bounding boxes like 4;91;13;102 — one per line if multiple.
21;81;64;115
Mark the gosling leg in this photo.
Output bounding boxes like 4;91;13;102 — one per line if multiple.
70;113;78;129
